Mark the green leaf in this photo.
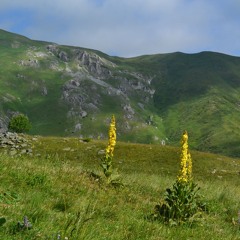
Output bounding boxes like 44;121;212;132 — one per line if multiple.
0;217;6;226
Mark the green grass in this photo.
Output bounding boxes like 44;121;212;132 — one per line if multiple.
0;136;240;239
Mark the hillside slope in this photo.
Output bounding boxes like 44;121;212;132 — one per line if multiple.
0;29;164;143
1;29;240;156
0;136;240;239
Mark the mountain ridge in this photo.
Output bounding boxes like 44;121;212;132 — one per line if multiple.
1;29;240;157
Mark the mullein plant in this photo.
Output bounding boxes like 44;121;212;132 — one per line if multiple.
100;115;119;184
178;130;192;183
153;131;207;225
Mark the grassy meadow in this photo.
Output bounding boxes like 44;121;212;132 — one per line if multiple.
0;136;240;239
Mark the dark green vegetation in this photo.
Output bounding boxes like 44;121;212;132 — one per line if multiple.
154;181;207;225
8;114;31;133
0;136;240;239
1;29;240;157
123;52;240;157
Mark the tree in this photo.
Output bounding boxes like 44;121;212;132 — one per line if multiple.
8;114;31;133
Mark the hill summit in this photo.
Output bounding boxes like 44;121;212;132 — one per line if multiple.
1;29;240;156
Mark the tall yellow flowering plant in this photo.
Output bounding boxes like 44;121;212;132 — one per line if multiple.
153;131;206;224
101;115;116;181
178;131;192;183
105;115;116;159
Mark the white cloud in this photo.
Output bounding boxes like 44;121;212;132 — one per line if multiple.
0;0;240;57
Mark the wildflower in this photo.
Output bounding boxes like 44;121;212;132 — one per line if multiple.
101;115;117;180
105;115;116;158
17;216;32;230
178;131;192;183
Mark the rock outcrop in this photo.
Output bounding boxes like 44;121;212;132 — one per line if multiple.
75;50;113;76
0;117;8;133
0;132;33;156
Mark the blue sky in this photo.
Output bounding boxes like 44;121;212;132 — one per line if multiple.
0;0;240;57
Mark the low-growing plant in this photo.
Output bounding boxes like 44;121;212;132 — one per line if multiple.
6;216;33;236
0;217;6;227
17;216;32;230
81;138;91;143
25;173;47;187
0;191;20;205
154;181;207;225
52;197;73;212
153;131;207;225
60;203;95;239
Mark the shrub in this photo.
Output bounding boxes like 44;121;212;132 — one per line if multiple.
8;114;31;133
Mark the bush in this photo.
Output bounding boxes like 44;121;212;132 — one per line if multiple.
8;114;31;133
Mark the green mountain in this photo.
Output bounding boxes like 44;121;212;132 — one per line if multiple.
1;29;240;156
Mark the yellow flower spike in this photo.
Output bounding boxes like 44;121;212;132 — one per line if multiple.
178;131;192;183
105;115;116;158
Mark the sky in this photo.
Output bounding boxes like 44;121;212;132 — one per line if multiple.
0;0;240;57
